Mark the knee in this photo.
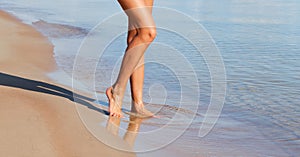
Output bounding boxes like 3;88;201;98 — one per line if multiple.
127;29;137;45
138;27;157;42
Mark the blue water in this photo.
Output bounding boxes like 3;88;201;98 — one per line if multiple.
1;0;299;156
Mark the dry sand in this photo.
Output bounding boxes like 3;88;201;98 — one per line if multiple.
0;10;135;157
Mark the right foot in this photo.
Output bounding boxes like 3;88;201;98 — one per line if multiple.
106;87;123;118
131;101;155;118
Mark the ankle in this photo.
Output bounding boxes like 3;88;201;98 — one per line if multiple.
112;84;125;95
132;99;144;106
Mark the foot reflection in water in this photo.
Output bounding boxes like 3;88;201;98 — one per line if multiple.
106;115;144;147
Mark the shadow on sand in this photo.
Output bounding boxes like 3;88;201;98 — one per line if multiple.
0;72;109;116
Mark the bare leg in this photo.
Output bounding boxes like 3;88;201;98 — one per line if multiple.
106;0;156;117
129;0;154;117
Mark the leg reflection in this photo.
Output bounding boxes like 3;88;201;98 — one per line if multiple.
106;116;121;136
123;116;143;147
106;115;143;147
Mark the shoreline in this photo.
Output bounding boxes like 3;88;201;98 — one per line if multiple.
0;10;135;157
1;2;298;155
0;11;56;79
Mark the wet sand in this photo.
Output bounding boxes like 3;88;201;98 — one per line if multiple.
0;10;135;157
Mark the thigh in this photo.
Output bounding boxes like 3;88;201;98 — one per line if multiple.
144;0;154;7
118;0;141;9
118;0;155;28
144;0;154;12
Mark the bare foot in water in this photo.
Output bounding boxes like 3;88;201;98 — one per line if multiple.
106;87;123;118
131;101;155;118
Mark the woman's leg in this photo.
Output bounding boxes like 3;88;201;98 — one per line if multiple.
129;0;154;117
106;0;156;117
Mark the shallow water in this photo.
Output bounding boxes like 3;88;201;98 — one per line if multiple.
1;0;299;156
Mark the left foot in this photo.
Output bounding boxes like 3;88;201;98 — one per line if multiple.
106;86;123;118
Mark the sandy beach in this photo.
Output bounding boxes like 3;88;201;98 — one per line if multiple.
1;0;299;155
0;10;135;157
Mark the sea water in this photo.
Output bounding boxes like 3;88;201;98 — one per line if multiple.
1;0;299;156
